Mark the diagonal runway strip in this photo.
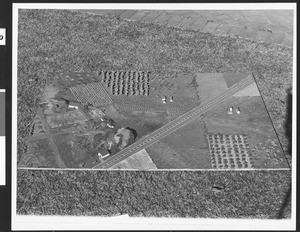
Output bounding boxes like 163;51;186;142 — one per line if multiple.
93;75;255;170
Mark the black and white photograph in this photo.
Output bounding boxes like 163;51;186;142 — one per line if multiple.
11;3;296;230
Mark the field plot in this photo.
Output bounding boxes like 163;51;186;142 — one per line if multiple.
143;118;211;169
111;95;166;112
223;73;250;88
146;142;210;169
98;70;150;96
233;81;261;97
207;133;254;169
57;72;100;89
45;110;88;129
53;133;100;168
18;139;61;168
114;111;169;140
166;97;201;121
161;118;208;149
195;73;228;102
203;96;289;169
110;149;157;170
70;82;113;107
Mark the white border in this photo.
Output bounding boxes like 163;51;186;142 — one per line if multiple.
291;2;297;227
12;3;18;229
14;3;295;10
12;3;296;231
0;89;5;185
0;136;5;185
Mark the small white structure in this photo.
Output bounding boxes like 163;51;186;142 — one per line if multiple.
236;107;241;114
98;151;110;159
68;101;80;110
107;123;114;128
162;96;166;104
68;105;79;110
170;96;174;102
228;107;233;114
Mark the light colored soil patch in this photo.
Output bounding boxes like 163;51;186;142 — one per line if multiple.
110;149;157;170
45;110;88;129
41;85;60;103
233;82;261;97
195;73;228;102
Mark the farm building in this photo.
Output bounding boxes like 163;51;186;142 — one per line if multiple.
68;101;80;110
98;148;111;159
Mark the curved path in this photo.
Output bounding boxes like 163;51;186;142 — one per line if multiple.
93;75;255;169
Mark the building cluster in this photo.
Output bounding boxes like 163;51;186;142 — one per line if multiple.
162;96;174;104
228;107;241;115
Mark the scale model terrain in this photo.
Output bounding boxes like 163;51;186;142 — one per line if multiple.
18;71;289;170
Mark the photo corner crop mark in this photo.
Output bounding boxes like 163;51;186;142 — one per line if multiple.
0;28;6;46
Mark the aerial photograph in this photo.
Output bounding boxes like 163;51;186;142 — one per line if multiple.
14;4;294;227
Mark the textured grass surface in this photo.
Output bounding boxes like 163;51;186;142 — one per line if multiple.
17;169;291;218
17;9;292;217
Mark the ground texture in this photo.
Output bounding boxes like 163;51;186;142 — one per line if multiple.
17;9;292;217
17;169;291;218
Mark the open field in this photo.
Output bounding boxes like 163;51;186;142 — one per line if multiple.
195;73;228;102
162;117;207;149
203;96;289;169
146;141;211;169
110;149;157;170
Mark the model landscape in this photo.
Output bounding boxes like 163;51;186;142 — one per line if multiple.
16;8;292;219
18;70;288;170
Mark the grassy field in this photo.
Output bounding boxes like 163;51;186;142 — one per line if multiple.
17;169;291;218
17;9;292;217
